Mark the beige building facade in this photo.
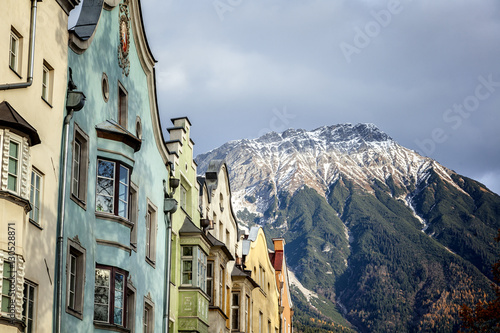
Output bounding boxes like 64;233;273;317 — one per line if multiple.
0;0;79;332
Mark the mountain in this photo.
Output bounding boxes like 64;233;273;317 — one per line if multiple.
196;123;500;333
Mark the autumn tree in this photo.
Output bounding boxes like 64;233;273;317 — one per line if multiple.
459;229;500;332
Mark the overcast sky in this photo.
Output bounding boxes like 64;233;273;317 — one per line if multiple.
85;1;500;193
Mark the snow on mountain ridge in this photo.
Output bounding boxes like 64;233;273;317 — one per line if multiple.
195;123;460;225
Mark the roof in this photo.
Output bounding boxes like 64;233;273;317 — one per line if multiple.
72;0;103;41
231;265;259;289
207;233;234;261
0;101;41;146
95;119;141;151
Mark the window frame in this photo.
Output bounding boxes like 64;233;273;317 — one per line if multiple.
22;279;37;333
71;124;89;208
118;81;128;129
9;28;21;74
180;184;187;212
180;245;207;292
143;297;154;333
145;200;157;265
95;158;131;219
126;284;136;332
207;261;214;305
1;261;13;314
245;294;250;332
231;292;240;331
41;60;54;105
66;238;86;319
93;265;128;327
29;167;43;225
7;137;21;193
219;266;224;308
129;182;138;250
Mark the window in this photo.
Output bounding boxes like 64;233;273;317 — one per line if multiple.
94;265;128;327
9;28;21;73
198;247;207;292
231;292;240;330
181;247;193;285
96;159;130;219
7;140;20;192
268;320;271;333
130;183;138;249
22;280;36;333
71;125;89;206
207;261;214;305
118;82;127;128
219;266;224;308
180;184;187;211
245;295;250;332
259;265;265;288
126;285;135;332
259;312;263;333
29;168;42;224
181;246;207;291
41;61;53;104
145;201;157;264
143;298;154;333
66;239;86;319
1;262;13;313
219;220;223;241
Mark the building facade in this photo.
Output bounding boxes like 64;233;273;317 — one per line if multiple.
0;0;79;332
59;0;172;332
166;117;211;333
270;239;294;333
242;227;281;333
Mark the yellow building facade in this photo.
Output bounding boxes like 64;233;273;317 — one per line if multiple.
242;227;280;333
0;0;78;332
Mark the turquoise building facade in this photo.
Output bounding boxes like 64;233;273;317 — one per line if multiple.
58;0;173;332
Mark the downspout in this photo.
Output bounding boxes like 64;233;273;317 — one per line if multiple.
163;177;178;333
55;80;85;333
0;0;38;90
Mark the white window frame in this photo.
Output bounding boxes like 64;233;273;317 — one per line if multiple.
41;61;54;105
1;261;13;314
231;292;240;331
9;28;21;74
29;168;43;225
181;246;207;291
7;137;21;194
207;261;214;305
22;280;37;333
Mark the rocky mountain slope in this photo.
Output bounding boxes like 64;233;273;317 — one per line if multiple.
196;123;500;332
